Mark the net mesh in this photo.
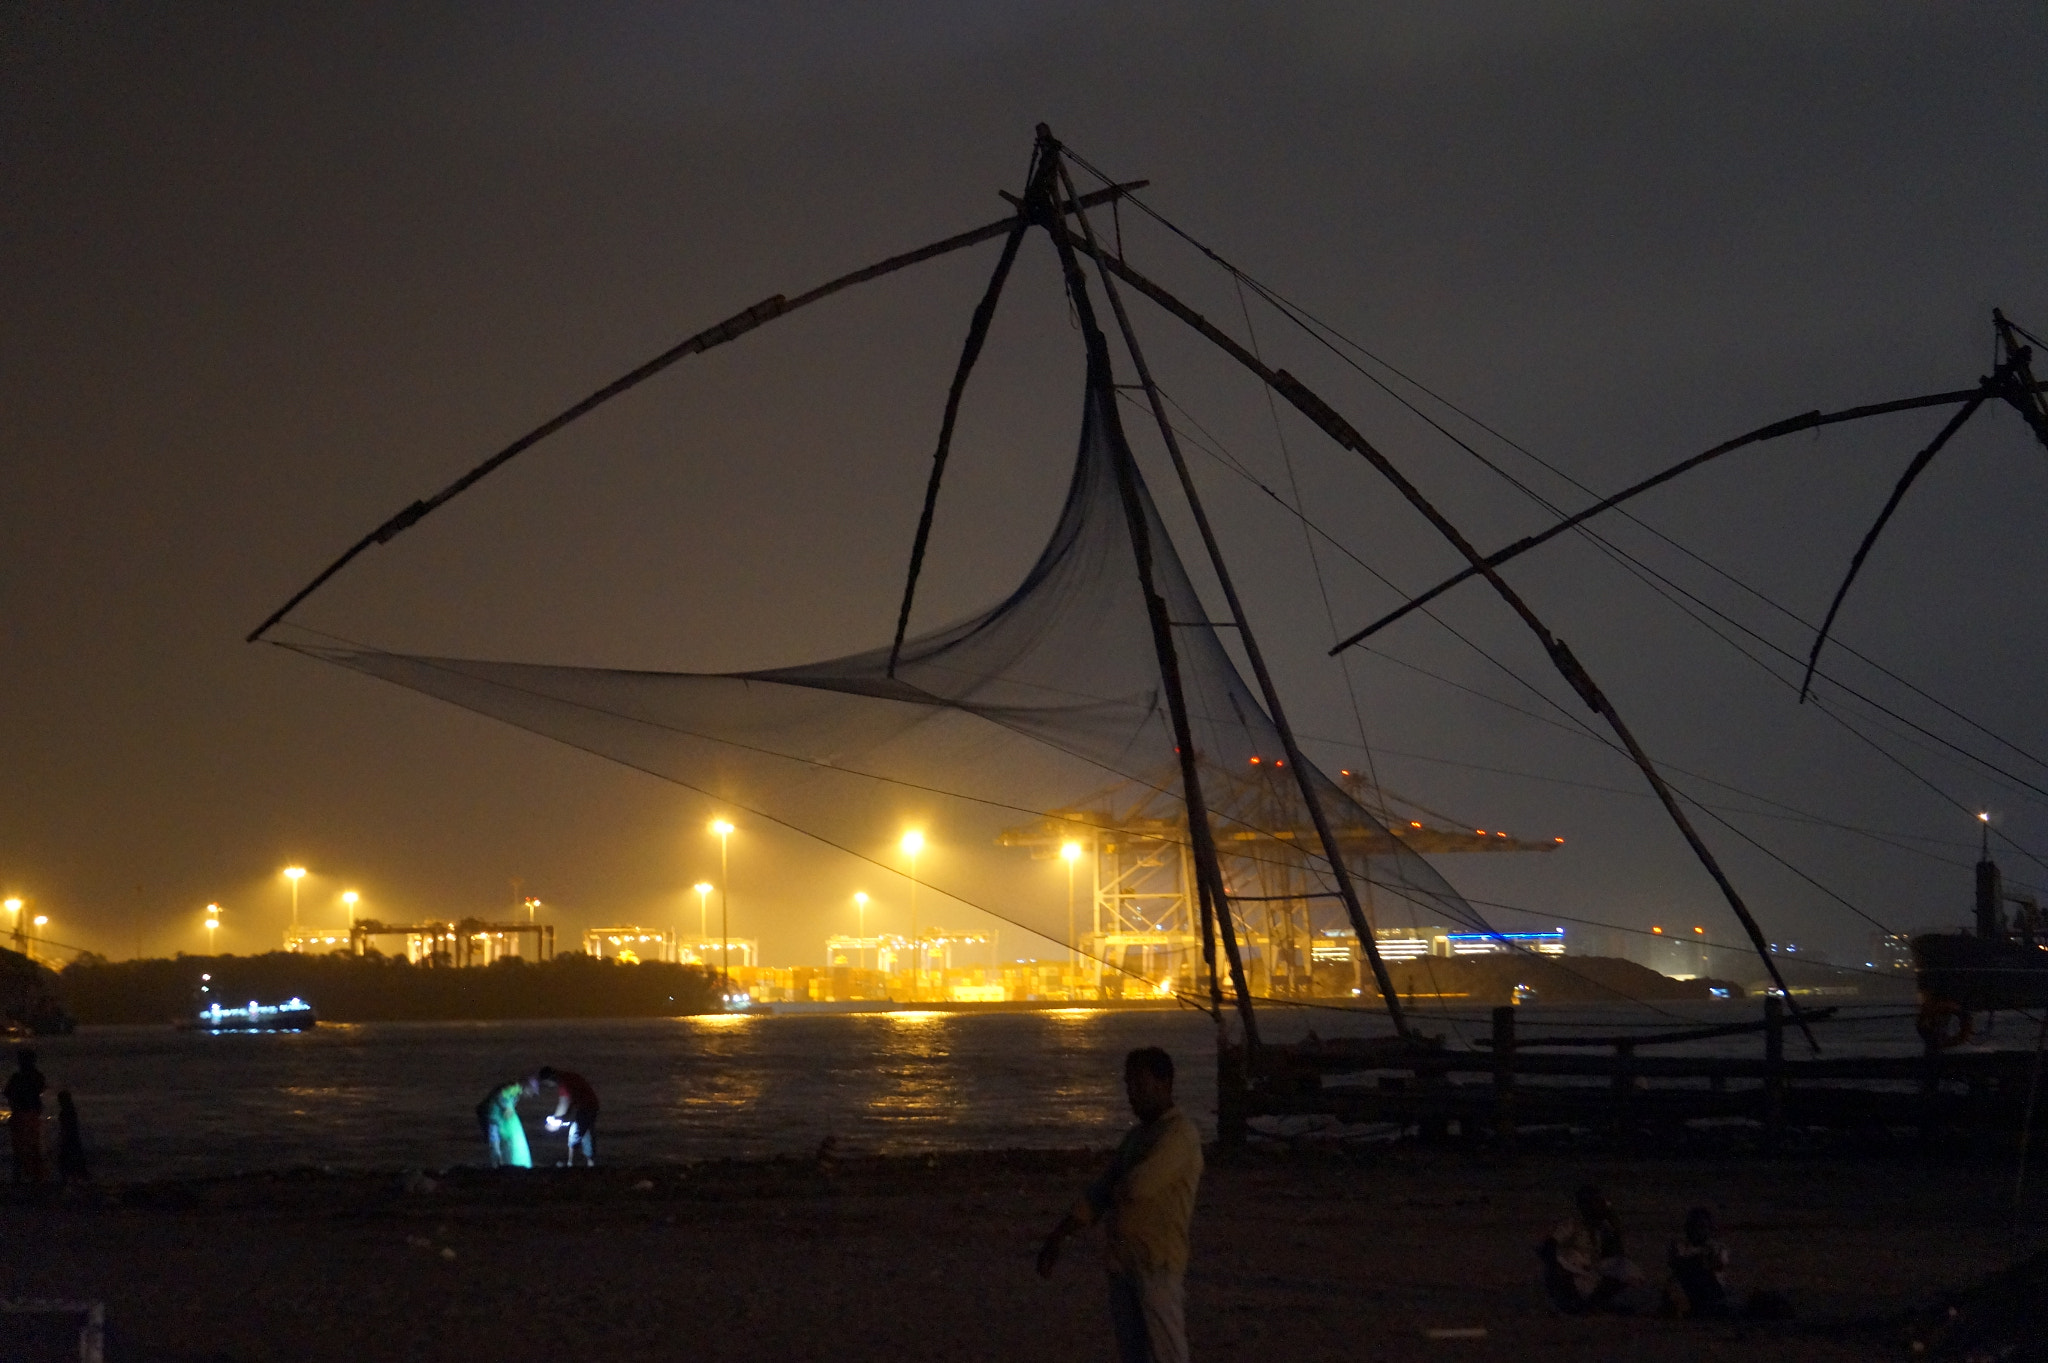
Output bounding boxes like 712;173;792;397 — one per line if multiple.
282;366;1494;1005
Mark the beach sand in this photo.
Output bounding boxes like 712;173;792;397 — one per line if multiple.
0;1144;2027;1361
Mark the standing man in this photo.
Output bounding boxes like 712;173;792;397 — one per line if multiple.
530;1066;599;1167
1038;1047;1203;1363
5;1048;47;1184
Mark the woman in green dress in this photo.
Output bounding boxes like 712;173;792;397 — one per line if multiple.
474;1078;531;1168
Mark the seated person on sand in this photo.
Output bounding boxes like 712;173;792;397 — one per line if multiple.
1539;1184;1644;1314
1665;1207;1731;1318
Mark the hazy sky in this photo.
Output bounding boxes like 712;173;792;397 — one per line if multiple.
5;3;2046;969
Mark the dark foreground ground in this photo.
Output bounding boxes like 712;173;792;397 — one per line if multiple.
0;1144;2035;1362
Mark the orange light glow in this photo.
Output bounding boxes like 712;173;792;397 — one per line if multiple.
1652;925;1664;934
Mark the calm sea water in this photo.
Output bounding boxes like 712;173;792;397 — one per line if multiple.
24;1001;1939;1181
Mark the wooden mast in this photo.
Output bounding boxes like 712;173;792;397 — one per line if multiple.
1048;150;1412;1039
1026;129;1262;1052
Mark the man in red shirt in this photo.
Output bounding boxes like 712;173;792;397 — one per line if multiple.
529;1067;599;1167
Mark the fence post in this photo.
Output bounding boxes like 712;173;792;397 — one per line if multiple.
1610;1039;1636;1142
1492;1005;1516;1151
1764;994;1785;1147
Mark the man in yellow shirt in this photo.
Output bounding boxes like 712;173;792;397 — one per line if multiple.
1038;1046;1203;1363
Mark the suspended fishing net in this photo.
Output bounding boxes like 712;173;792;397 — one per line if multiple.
279;363;1496;1010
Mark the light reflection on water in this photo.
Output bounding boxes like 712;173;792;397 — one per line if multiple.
26;1002;1928;1180
32;1009;1228;1180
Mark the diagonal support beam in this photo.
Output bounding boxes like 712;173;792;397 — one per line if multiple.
1798;378;2001;701
888;217;1029;675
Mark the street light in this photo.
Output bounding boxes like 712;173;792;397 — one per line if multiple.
710;820;734;1001
283;866;307;928
3;898;19;952
341;890;359;926
853;891;870;968
1060;841;1082;978
31;915;47;958
205;904;221;953
901;830;924;1000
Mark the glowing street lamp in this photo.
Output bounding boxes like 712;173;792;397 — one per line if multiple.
341;890;359;926
693;882;712;947
204;904;221;953
31;915;47;957
710;820;735;999
3;897;19;952
901;830;925;1000
852;891;870;969
283;866;307;928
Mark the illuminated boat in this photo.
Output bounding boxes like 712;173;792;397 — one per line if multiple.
184;997;319;1032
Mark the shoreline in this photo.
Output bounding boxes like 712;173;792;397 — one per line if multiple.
3;1144;2033;1361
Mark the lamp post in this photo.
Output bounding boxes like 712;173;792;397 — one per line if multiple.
205;904;221;953
342;890;359;926
3;897;21;953
1060;841;1082;982
283;866;306;929
901;830;924;1000
853;891;869;967
693;882;712;957
710;820;734;1002
31;915;48;960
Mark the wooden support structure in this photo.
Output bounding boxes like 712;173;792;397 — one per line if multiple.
1491;1006;1516;1150
1241;999;2043;1150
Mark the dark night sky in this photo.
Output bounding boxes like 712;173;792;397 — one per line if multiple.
4;3;2046;969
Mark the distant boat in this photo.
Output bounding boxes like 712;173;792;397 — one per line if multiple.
182;997;319;1033
1913;849;2048;1044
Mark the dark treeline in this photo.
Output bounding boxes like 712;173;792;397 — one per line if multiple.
60;952;723;1024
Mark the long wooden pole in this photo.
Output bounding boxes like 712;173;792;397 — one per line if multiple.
888;215;1030;675
1052;154;1411;1038
1028;130;1261;1052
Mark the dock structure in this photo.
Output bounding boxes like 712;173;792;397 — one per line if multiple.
583;925;677;963
1228;1000;2048;1150
343;917;554;965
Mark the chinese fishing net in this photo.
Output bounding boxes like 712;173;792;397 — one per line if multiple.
278;360;1498;1015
